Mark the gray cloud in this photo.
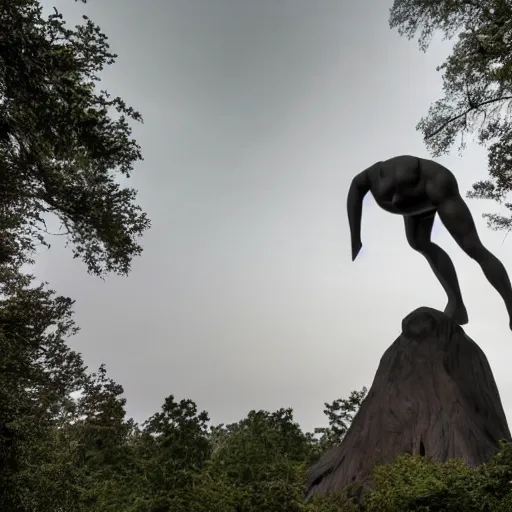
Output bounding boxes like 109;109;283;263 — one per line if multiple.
36;0;512;432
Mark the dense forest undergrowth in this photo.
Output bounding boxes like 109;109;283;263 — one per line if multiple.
4;316;512;512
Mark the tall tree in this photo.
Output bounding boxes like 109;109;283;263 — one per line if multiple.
389;0;512;232
0;1;149;508
0;0;149;275
65;365;139;511
0;266;86;512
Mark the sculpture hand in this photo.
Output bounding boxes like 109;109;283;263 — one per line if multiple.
352;240;362;261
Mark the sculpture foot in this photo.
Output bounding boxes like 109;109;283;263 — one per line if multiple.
444;302;468;325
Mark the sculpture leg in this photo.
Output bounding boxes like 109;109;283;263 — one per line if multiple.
438;195;512;330
404;212;468;325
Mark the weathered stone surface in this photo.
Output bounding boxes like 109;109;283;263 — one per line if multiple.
306;307;511;500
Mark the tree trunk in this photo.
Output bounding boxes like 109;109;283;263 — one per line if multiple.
306;307;511;500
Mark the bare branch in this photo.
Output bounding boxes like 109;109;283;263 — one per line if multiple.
425;95;512;139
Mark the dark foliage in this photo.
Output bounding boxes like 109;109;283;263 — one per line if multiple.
390;0;512;232
0;0;149;276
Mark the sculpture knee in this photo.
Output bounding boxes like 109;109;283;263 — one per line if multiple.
464;242;486;261
408;237;430;253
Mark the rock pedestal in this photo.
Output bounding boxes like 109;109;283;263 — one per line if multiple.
306;307;511;499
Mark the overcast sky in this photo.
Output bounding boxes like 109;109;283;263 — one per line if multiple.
36;0;512;432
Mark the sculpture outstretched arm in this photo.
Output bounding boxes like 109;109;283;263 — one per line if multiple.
347;169;370;261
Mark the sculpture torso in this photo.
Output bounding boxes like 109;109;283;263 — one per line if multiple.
367;155;438;216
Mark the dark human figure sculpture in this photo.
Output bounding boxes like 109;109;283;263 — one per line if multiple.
348;155;512;329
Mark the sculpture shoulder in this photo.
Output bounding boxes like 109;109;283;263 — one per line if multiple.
421;159;459;204
364;162;383;187
349;163;380;192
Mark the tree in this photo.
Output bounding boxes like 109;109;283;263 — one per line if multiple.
361;442;512;511
67;364;137;510
0;0;149;275
130;396;214;512
209;408;315;512
0;266;87;511
0;2;150;508
311;387;368;461
389;0;512;232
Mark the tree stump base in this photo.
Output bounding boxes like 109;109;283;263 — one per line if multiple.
306;307;511;499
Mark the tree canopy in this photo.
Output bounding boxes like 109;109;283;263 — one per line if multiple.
3;354;512;512
0;0;149;275
389;0;512;232
0;1;149;508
